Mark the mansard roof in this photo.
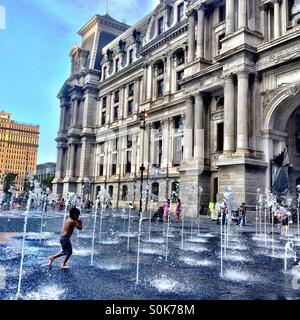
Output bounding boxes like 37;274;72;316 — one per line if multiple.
78;13;130;37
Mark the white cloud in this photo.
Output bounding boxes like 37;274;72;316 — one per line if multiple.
0;5;6;30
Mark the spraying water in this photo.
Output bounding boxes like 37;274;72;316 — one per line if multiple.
16;191;33;298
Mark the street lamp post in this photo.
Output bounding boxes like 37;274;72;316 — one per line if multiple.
139;111;147;217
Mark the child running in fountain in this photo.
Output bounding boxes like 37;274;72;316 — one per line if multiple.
48;207;83;269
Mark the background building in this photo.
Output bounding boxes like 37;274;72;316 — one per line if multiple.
53;0;300;216
36;162;56;184
0;111;39;192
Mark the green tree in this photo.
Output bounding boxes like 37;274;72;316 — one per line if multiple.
3;173;18;194
41;175;55;191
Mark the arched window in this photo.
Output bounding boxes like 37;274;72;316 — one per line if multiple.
154;60;164;76
121;185;128;201
108;185;114;198
96;186;101;197
288;0;300;26
151;182;159;202
173;48;185;66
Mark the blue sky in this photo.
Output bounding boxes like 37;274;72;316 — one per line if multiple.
0;0;159;164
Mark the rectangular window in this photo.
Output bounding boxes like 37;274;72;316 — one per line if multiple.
127;134;133;148
219;5;226;22
177;70;184;91
217;122;224;152
218;33;225;53
113;138;118;151
157;79;164;98
177;3;184;22
102;97;107;108
101;111;106;126
174;116;184;132
114;91;119;103
129;49;134;64
153;140;162;168
158;17;164;35
99;156;104;176
111;153;117;175
114;106;119;121
127;101;133;116
128;83;135;97
126;150;132;174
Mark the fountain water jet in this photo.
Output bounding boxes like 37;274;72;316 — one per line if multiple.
16;191;33;298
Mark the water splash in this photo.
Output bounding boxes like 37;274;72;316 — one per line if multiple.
23;285;65;300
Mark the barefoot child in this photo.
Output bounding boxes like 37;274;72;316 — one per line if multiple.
48;207;83;269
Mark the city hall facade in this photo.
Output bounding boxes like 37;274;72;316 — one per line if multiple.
53;0;300;215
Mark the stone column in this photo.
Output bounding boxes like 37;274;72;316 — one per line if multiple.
56;147;64;178
187;10;196;63
183;96;194;162
171;57;176;93
65;144;71;177
142;64;148;102
197;7;205;59
72;98;79;126
135;77;141;114
260;4;268;41
168;119;175;167
161;118;169;169
238;0;248;29
165;55;171;94
281;0;287;35
79;138;94;178
59;105;66;132
69;144;76;177
107;93;112;124
147;64;153;100
119;86;125;119
237;71;250;153
226;0;235;35
274;0;281;39
194;93;204;160
223;74;235;154
131;133;137;174
104;142;109;178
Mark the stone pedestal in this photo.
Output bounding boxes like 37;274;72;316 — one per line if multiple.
178;165;211;217
52;181;63;196
217;156;268;211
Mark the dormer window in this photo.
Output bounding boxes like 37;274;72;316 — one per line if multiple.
177;3;184;22
158;17;164;35
115;58;119;73
129;49;134;64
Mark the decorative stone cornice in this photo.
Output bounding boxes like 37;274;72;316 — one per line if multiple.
78;15;129;37
140;20;188;56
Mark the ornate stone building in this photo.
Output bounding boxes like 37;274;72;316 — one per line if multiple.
0;111;39;192
53;0;300;215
